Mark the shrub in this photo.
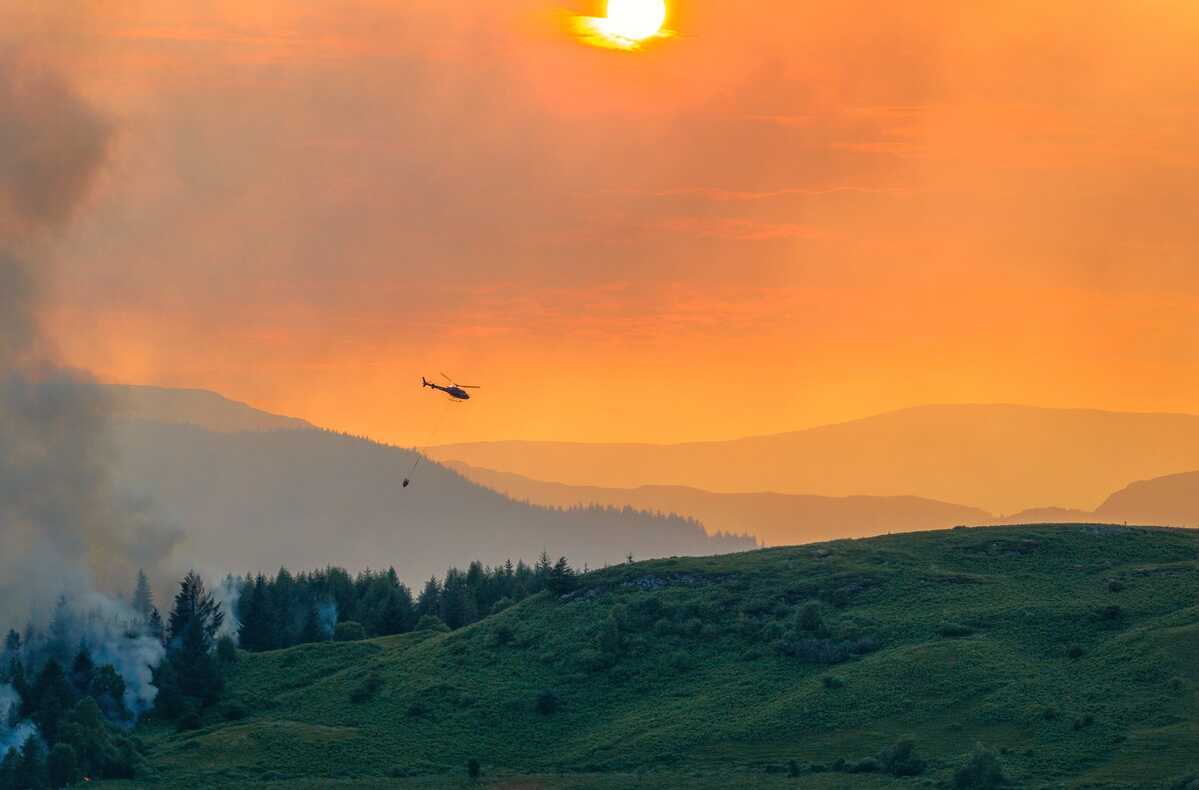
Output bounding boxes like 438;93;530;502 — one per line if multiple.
1072;714;1094;731
668;651;693;672
1108;579;1125;592
1067;645;1084;659
878;738;926;777
414;615;450;633
334;621;367;642
954;745;1007;789
176;701;202;732
821;675;845;689
350;671;384;704
788;759;800;778
493;625;515;646
1042;706;1059;721
575;648;614;672
406;701;429;717
223;702;249;721
939;623;973;638
1099;605;1123;621
535;689;560;715
491;597;514;614
852;757;881;773
1171;774;1199;790
216;635;239;664
467;758;481;780
798;602;825;634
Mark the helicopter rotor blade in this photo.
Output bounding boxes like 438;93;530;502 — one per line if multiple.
440;372;454;383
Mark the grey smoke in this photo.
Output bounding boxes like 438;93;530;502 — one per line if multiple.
0;48;180;712
0;684;38;753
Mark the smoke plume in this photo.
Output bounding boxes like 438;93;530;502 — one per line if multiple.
0;53;180;632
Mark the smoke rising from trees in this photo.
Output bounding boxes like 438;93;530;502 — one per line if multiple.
0;52;180;629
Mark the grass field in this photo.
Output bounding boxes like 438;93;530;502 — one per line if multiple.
106;524;1199;788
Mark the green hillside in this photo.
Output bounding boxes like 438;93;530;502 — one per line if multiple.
111;525;1198;789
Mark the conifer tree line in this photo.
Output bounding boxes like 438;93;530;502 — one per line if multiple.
233;550;578;651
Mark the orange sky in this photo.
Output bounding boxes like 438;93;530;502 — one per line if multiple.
13;0;1199;444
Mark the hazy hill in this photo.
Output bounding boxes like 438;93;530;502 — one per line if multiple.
447;460;990;546
427;404;1199;514
113;525;1199;789
109;384;313;432
111;421;753;582
1097;471;1199;527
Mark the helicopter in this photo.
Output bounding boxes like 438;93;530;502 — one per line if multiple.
422;373;479;401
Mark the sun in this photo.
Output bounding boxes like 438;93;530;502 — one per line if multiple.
604;0;667;42
572;0;671;50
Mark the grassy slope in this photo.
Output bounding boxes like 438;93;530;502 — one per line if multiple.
111;525;1198;789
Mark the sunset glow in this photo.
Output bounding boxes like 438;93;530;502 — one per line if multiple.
4;0;1198;448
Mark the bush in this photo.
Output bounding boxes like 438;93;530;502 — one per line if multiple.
878;738;926;777
821;675;845;689
216;635;239;664
1108;579;1125;593
406;701;429;717
493;625;515;646
1067;645;1084;659
467;758;481;780
798;602;825;633
788;759;801;777
223;702;249;721
350;672;384;704
1072;714;1094;731
852;757;881;773
176;701;202;732
535;689;560;715
954;745;1007;789
1042;706;1059;721
939;623;973;638
334;621;367;642
414;615;450;633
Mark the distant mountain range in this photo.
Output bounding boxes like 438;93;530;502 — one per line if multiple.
445;461;991;546
109;420;753;582
426;404;1199;514
109;388;1199;573
1095;470;1199;526
108;384;312;432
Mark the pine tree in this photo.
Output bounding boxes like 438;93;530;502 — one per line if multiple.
132;570;154;620
168;571;225;645
3;630;18;654
546;556;578;595
418;577;441;617
16;737;46;790
163;571;225;708
46;743;79;789
299;603;323;644
147;608;165;644
31;659;74;744
70;646;96;697
238;575;276;652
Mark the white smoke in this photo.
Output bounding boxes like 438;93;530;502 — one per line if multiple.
317;599;338;639
211;575;242;643
0;684;39;755
76;592;166;714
